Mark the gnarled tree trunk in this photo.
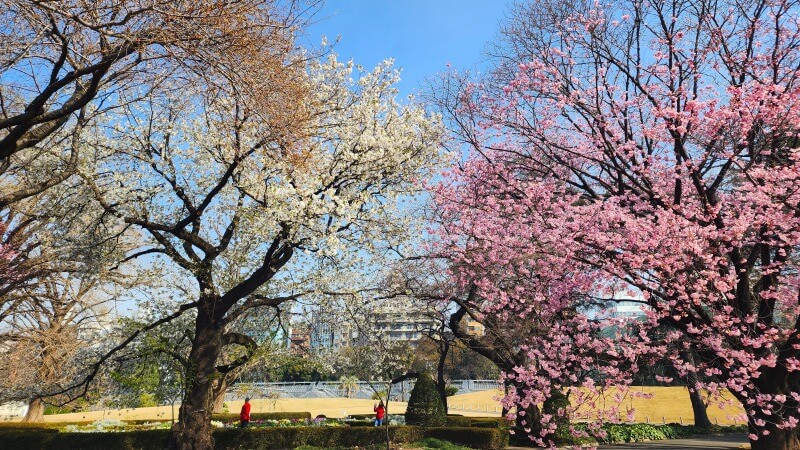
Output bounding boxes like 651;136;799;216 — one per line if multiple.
170;303;223;450
749;426;800;450
736;369;800;450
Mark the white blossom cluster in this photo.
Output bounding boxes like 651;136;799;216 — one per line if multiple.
76;53;445;314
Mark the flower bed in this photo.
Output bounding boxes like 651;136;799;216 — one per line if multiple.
59;419;172;433
217;417;346;429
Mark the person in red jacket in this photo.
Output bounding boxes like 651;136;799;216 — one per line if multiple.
373;400;385;426
239;397;251;428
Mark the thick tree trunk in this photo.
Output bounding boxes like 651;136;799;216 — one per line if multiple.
543;389;570;435
749;426;800;450
170;308;223;450
507;380;543;442
687;386;712;428
22;398;45;422
682;352;712;428
733;368;800;450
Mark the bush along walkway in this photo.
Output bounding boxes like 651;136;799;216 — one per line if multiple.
507;423;747;449
0;425;509;450
594;434;748;449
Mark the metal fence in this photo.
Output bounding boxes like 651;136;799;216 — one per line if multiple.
226;379;500;402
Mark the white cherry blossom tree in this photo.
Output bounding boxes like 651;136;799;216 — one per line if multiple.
75;55;444;449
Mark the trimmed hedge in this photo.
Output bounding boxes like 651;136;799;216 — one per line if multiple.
553;423;748;446
469;418;509;429
214;426;426;449
0;425;507;450
426;427;509;449
0;419;172;429
596;423;747;444
346;420;376;427
210;411;312;422
445;416;472;427
443;416;509;429
0;426;506;450
0;429;168;450
0;422;65;430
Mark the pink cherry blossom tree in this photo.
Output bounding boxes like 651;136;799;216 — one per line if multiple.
431;1;800;449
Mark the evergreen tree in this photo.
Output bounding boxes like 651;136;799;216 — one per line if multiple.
405;373;446;426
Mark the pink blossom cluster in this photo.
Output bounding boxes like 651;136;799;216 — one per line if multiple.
431;2;800;448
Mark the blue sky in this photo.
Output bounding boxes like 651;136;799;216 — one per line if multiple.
304;1;509;98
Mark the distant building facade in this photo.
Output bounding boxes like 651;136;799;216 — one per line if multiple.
287;326;311;355
308;308;357;352
369;305;436;345
306;297;440;352
612;301;647;319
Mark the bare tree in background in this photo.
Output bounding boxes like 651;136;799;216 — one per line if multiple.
0;274;115;422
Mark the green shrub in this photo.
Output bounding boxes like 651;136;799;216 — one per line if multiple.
0;422;66;430
371;390;388;400
405;373;446;427
557;423;748;446
0;419;173;430
425;427;508;449
0;421;748;450
346;420;376;427
444;386;459;397
469;418;509;429
210;411;311;422
445;416;472;427
213;426;426;449
0;425;508;450
410;437;472;449
598;423;714;444
0;429;169;450
137;393;158;408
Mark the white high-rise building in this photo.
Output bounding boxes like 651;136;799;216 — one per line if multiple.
307;297;438;352
368;302;436;344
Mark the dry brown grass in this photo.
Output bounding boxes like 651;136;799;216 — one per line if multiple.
448;387;745;425
32;386;744;424
37;396;496;423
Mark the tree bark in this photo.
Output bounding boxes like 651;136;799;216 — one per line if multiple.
749;426;800;450
688;386;712;428
733;367;800;450
436;339;450;413
22;398;45;423
212;378;229;414
170;305;223;450
682;351;712;428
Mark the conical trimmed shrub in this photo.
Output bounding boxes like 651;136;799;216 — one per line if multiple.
405;373;446;426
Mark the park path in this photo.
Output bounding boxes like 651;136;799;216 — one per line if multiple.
595;434;747;449
507;434;748;450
